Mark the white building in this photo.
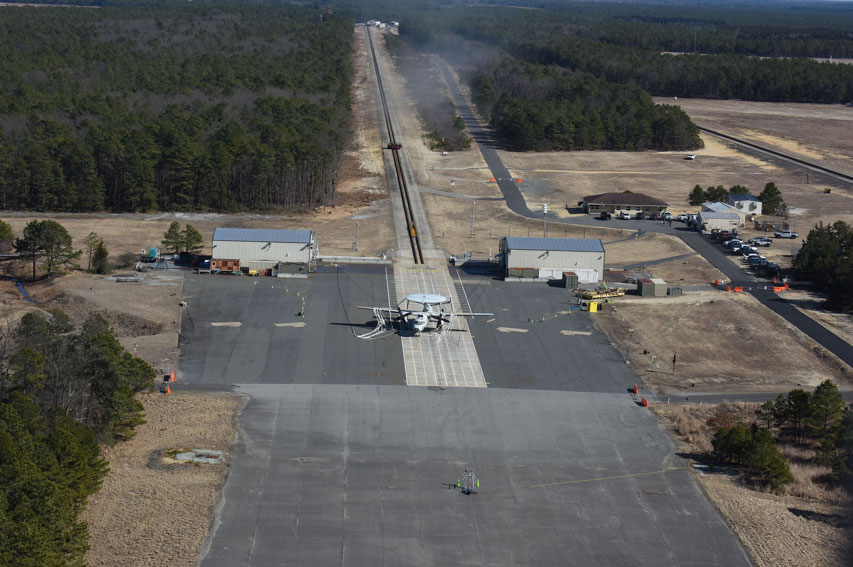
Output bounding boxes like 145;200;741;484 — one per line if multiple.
499;236;604;282
696;212;740;232
728;193;763;217
211;228;314;273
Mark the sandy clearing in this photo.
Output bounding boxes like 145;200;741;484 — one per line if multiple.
82;392;245;567
594;291;849;393
655;404;851;567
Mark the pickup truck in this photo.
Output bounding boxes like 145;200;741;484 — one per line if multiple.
774;230;798;239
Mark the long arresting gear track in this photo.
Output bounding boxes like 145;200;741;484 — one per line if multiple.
365;25;424;264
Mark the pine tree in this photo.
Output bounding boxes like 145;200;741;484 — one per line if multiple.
808;379;847;446
182;224;204;255
161;221;183;255
92;239;109;274
687;184;705;205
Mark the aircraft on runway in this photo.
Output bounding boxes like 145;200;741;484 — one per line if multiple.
356;293;491;339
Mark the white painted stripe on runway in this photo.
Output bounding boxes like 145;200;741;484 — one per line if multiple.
275;322;307;328
211;322;242;327
560;330;591;336
393;263;487;388
497;327;528;333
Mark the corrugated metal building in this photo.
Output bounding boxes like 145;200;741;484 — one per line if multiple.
701;201;747;225
697;212;740;232
211;228;314;273
499;236;604;282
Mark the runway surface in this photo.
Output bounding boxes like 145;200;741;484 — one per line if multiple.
200;385;750;567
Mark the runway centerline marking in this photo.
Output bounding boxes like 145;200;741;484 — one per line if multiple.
210;322;242;327
497;327;528;333
530;467;688;488
560;330;591;336
275;322;307;328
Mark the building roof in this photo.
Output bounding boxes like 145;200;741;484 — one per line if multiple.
702;201;742;214
729;193;761;202
504;236;604;253
212;228;312;243
698;212;740;220
583;192;669;207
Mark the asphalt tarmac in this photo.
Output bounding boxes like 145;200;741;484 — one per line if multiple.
181;270;640;393
179;267;404;386
199;385;750;567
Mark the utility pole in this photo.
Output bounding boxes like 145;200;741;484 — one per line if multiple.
470;201;475;238
354;221;359;251
542;203;548;237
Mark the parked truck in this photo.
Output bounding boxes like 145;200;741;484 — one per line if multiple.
773;230;798;239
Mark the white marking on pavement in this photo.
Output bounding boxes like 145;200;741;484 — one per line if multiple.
211;322;242;327
393;264;487;388
275;322;307;328
497;327;529;333
560;330;592;336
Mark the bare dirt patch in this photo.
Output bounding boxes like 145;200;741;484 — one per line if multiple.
594;291;849;393
657;97;853;174
81;391;245;567
654;403;851;567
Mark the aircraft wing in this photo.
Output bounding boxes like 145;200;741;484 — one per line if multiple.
356;306;409;315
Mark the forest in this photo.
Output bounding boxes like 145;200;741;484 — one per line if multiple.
0;307;154;565
0;3;353;212
384;1;853;151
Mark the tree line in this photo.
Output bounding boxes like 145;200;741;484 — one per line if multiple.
395;4;853;105
0;4;354;213
469;61;702;152
711;380;851;493
0;308;155;565
794;220;853;312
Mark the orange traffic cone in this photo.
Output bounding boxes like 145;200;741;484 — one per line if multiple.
633;384;639;394
165;385;171;394
640;397;649;407
170;370;176;382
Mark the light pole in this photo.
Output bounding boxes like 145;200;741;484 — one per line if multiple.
626;328;635;364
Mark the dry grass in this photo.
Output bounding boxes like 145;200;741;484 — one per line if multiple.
658;401;757;453
595;291;850;393
656;402;851;566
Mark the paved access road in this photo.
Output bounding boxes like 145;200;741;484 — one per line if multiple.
435;58;853;370
200;385;750;567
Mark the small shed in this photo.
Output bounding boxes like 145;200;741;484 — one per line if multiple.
637;277;667;297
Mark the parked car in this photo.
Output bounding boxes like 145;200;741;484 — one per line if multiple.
598;212;612;220
748;237;772;247
749;257;769;269
647;213;661;221
662;212;673;221
774;230;799;239
722;239;743;248
618;212;630;220
677;213;689;223
686;153;697;160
